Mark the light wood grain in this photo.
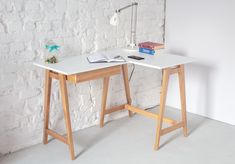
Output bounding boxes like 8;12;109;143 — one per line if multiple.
160;122;183;136
43;70;52;144
46;129;68;144
153;65;188;150
48;66;121;84
178;65;188;137
125;104;157;119
154;68;170;150
100;76;110;128
67;65;122;83
125;104;177;125
122;64;132;117
49;71;59;80
169;66;180;75
59;73;75;160
104;104;126;114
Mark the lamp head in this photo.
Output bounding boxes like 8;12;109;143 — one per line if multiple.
110;11;119;26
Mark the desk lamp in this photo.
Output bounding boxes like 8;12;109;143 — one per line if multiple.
110;2;138;50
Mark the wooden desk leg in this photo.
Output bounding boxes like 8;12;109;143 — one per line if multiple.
43;70;52;144
122;64;132;117
100;76;110;128
178;65;188;137
154;68;170;150
59;74;75;160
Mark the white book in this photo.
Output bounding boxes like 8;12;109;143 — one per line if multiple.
87;52;125;63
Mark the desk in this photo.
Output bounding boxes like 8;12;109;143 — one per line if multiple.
34;49;194;160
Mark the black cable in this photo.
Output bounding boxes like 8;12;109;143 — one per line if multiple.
128;64;159;110
128;64;135;81
145;104;160;111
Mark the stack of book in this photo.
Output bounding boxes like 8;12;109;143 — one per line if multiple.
138;41;164;55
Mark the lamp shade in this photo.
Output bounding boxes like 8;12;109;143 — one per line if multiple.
110;13;119;26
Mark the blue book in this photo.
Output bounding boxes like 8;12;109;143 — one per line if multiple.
139;47;155;55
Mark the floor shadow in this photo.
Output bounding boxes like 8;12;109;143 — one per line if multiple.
186;62;214;135
187;115;208;135
160;131;182;149
74;114;132;158
166;50;215;137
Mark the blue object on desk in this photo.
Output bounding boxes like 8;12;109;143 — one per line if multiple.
139;47;155;55
46;45;60;53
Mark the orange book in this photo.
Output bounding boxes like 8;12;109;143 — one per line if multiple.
138;42;164;50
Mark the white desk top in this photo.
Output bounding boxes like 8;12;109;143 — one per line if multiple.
34;49;194;75
119;49;194;70
34;55;124;75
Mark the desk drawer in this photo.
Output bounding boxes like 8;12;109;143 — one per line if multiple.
67;65;122;83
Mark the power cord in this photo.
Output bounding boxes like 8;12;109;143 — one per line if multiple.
128;64;135;81
128;64;157;110
145;104;160;111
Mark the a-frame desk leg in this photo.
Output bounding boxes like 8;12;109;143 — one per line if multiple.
99;64;132;127
100;76;110;128
43;66;123;160
154;68;170;150
58;74;75;160
178;65;188;136
154;65;188;150
43;71;75;160
43;70;52;144
122;64;132;117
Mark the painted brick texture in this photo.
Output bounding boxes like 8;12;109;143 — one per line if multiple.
0;0;165;154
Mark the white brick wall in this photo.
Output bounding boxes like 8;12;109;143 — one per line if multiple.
0;0;165;154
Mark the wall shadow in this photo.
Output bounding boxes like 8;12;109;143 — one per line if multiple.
166;50;215;135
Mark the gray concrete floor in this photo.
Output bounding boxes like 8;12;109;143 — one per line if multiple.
1;107;235;164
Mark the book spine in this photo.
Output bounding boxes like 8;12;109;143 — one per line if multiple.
139;48;155;55
138;43;164;50
138;44;155;50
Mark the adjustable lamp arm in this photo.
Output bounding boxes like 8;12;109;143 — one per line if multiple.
111;2;138;49
116;2;138;13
